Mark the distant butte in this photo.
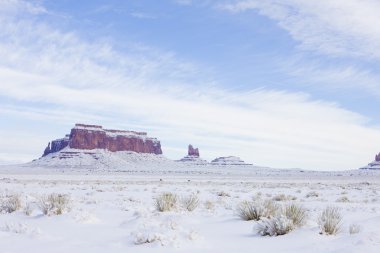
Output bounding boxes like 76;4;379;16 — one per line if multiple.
178;144;207;164
360;151;380;170
188;144;199;157
42;123;162;156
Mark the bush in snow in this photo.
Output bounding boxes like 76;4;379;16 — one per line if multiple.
254;215;294;236
155;192;178;212
284;203;307;227
1;194;22;213
272;194;297;202
305;191;319;198
204;200;215;210
349;223;361;235
237;200;279;221
23;203;33;216
336;196;350;203
217;191;230;197
318;206;342;235
181;194;199;212
38;193;71;215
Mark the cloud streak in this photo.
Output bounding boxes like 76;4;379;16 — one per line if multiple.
220;0;380;59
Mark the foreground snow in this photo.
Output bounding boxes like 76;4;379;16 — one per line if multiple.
0;164;379;253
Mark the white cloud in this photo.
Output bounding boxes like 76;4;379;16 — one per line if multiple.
220;0;380;59
130;12;156;19
0;0;46;15
0;0;379;170
276;56;380;97
174;0;193;6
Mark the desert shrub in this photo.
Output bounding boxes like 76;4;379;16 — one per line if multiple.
38;193;71;215
336;196;350;203
254;215;294;236
237;200;279;221
349;223;361;234
204;200;215;210
305;191;319;198
272;194;287;201
155;192;178;212
284;203;307;227
23;203;33;216
217;191;230;197
318;206;342;235
273;194;297;201
1;194;21;213
181;194;199;212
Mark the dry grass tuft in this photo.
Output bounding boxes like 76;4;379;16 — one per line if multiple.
181;194;199;212
38;193;71;215
305;191;319;198
336;196;350;203
1;194;22;213
237;200;279;221
284;203;307;227
318;206;342;235
155;192;178;212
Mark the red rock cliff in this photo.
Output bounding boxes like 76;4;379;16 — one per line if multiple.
42;123;162;156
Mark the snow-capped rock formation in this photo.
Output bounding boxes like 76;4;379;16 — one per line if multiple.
188;145;199;157
210;156;252;166
42;123;162;156
360;152;380;170
177;145;207;164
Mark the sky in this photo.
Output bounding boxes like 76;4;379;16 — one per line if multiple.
0;0;380;170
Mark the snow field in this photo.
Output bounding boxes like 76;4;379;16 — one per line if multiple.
0;175;380;253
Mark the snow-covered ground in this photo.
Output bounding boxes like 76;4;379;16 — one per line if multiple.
0;158;380;253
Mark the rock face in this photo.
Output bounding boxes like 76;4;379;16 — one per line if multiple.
188;145;199;157
43;135;70;157
42;123;162;156
376;152;380;162
211;156;252;166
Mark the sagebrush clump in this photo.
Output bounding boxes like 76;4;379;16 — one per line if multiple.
254;215;294;236
349;223;361;235
305;191;319;198
237;200;279;221
318;206;342;235
1;194;22;213
155;192;178;212
181;194;199;212
38;193;71;215
284;203;307;227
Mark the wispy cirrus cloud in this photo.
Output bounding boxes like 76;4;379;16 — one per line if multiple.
0;0;379;170
217;0;380;102
219;0;380;59
130;12;156;19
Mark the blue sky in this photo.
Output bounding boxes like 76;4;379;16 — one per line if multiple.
0;0;380;170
